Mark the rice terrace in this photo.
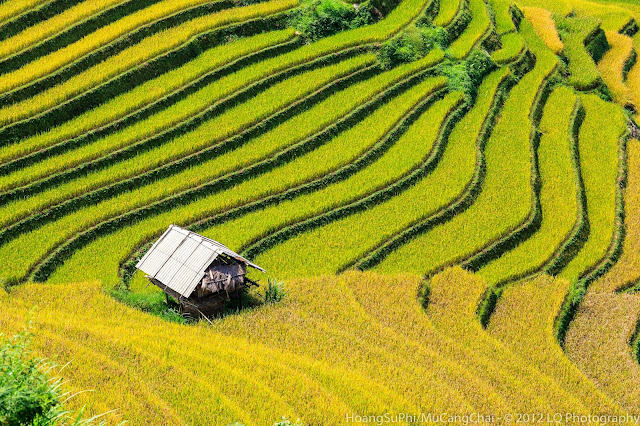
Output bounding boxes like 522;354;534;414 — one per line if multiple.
4;0;640;423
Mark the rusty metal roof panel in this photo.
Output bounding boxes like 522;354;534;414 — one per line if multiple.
135;225;265;298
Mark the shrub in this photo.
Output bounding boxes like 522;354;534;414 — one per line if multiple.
437;49;495;101
290;0;376;41
263;278;287;303
0;331;60;425
0;331;112;425
378;25;448;69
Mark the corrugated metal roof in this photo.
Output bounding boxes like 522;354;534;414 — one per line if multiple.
135;225;265;298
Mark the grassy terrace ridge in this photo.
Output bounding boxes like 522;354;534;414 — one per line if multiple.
0;0;124;56
369;18;557;275
6;0;640;421
0;29;298;175
188;93;461;270
43;63;446;286
0;0;50;28
0;50;374;223
557;94;625;282
243;92;465;269
0;0;432;153
0;0;263;108
13;63;447;284
352;66;518;272
0;0;235;90
474;87;580;286
0;53;389;282
247;87;491;275
0;0;180;75
0;0;431;110
592;141;640;293
0;0;297;126
0;54;387;232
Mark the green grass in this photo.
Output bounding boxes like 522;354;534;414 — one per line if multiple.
0;54;375;226
559;93;626;281
447;0;491;59
475;86;579;285
372;18;558;275
0;29;296;167
0;0;298;123
3;72;446;284
251;71;508;278
555;15;604;90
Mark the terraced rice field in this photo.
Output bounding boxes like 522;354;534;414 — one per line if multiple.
3;0;640;423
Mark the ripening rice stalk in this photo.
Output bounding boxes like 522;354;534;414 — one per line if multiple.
475;87;579;285
488;273;623;414
491;32;525;64
373;19;557;275
0;0;298;123
522;7;564;54
0;0;126;59
426;266;588;413
447;0;491;59
252;92;465;278
589;141;640;293
554;15;603;90
559;94;625;281
0;0;50;26
0;54;376;227
597;31;634;107
625;46;640;118
565;291;640;415
198;90;461;265
0;29;296;165
0;73;443;284
434;0;462;27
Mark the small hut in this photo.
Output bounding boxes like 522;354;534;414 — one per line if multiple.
135;225;265;319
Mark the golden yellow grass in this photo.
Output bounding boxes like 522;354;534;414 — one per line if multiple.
427;267;590;414
487;272;623;415
565;292;640;414
0;0;49;25
598;31;634;107
0;0;126;59
590;141;640;293
627;54;640;119
521;7;564;54
1;271;634;423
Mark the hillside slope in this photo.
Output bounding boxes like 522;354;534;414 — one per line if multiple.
2;0;640;423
